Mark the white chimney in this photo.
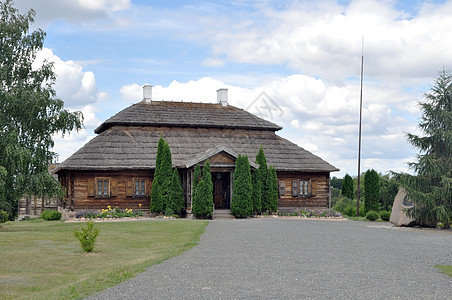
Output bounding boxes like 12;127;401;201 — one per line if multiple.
143;84;152;102
217;88;228;106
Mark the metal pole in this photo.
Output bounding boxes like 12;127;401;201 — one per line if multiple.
357;37;364;217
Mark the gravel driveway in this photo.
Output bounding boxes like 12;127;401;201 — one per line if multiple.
88;219;452;299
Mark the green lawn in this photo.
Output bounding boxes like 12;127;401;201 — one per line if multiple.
0;219;208;299
436;265;452;278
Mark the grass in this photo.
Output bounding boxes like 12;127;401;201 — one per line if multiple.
436;265;452;278
0;218;208;299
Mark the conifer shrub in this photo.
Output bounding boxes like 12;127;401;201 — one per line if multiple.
255;146;268;214
150;181;163;214
192;161;213;219
74;221;100;252
263;166;279;213
364;169;380;212
366;210;379;221
168;168;185;216
41;209;62;220
251;170;262;214
231;155;253;218
342;174;354;199
380;210;391;221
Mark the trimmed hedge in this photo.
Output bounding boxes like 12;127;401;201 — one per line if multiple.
380;210;391;221
41;210;62;221
365;210;379;221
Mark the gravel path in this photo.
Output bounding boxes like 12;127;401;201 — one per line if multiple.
88;219;452;299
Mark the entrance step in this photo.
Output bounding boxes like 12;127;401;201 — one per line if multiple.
214;209;235;220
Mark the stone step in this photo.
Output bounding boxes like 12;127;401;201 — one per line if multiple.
214;209;235;219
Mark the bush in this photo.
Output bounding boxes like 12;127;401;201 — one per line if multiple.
74;221;100;252
74;210;98;219
0;210;8;223
366;210;379;221
41;209;62;221
380;210;391;221
231;155;252;218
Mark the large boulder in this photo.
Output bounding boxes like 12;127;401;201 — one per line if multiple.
390;188;418;227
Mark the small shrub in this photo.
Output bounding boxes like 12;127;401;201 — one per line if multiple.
41;210;62;221
380;210;391;221
74;210;98;219
0;210;8;223
74;221;100;252
366;210;379;221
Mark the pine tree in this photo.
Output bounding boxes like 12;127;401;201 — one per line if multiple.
395;70;452;228
231;155;253;218
168;168;184;216
364;169;380;212
0;1;83;218
342;174;354;199
255;145;268;213
263;166;279;213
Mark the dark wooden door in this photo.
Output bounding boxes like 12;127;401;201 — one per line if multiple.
214;179;223;208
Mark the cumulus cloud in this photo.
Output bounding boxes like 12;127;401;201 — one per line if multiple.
33;48;103;108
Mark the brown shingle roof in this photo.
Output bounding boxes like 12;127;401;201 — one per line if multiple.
94;101;283;134
56;127;339;173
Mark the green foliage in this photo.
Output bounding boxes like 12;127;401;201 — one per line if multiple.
168;168;185;216
0;210;8;223
150;181;163;213
41;209;62;221
263;166;278;213
365;210;379;221
193;163;202;191
333;197;365;217
364;169;380;212
231;155;253;218
330;176;343;189
380;210;391;221
342;174;354;199
74;221;100;253
0;1;83;219
150;137;173;214
251;170;262;214
330;187;342;208
394;70;452;228
255;145;268;213
192;160;213;219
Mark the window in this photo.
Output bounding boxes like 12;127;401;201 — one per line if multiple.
96;179;109;197
299;180;309;196
135;179;146;197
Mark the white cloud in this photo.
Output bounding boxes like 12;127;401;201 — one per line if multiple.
33;48;103;108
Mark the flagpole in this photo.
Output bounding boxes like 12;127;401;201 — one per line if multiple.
357;36;364;217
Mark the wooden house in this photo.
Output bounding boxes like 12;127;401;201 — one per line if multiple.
53;86;338;214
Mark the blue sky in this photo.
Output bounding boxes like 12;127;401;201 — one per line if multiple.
14;0;452;177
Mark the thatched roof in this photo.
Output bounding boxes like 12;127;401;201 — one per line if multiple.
94;101;283;134
55;126;339;173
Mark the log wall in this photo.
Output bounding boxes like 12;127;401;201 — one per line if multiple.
59;170;153;210
276;172;329;208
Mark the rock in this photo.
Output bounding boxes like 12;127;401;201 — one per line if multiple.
390;188;418;227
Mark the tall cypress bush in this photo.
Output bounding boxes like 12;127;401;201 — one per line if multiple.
192;160;213;219
169;168;185;216
251;170;262;214
364;169;380;212
342;174;354;199
231;155;253;218
150;137;173;214
255;145;268;214
263;166;279;213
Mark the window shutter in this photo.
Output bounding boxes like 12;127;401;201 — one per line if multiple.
126;180;133;197
279;181;285;197
292;180;298;196
311;180;317;196
110;178;118;196
87;178;95;197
